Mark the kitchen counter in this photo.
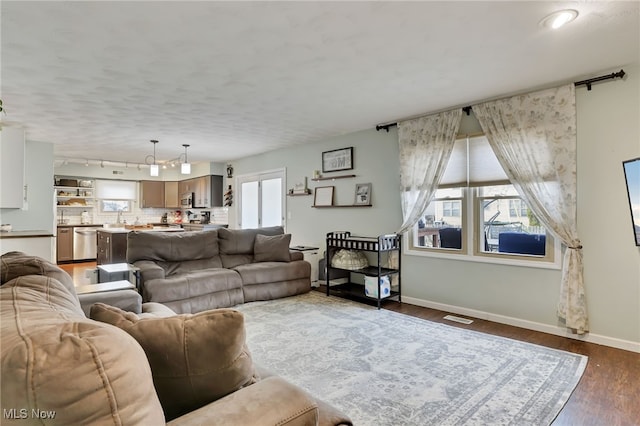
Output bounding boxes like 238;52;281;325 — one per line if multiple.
0;230;55;238
0;230;55;262
98;227;185;234
181;223;228;231
56;224;101;228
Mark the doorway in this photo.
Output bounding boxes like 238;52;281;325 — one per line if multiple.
237;168;285;229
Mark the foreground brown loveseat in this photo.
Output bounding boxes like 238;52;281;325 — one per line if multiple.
0;252;351;425
127;226;311;313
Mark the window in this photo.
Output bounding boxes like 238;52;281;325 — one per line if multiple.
95;179;137;213
408;135;557;266
100;200;131;213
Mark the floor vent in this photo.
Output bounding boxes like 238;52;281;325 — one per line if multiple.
443;315;474;325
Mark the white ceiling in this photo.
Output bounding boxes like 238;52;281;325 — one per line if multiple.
1;1;638;166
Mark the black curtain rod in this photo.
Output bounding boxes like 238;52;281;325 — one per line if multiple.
375;69;626;132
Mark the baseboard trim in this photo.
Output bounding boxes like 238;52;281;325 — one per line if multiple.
401;296;640;354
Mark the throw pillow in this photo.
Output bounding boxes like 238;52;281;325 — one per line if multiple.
253;233;292;262
90;303;257;421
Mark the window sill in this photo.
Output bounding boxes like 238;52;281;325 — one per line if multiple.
404;243;562;270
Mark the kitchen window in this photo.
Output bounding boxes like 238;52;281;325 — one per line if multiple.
407;135;558;267
95;179;137;213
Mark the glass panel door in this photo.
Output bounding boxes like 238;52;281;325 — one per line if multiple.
261;178;282;228
237;169;285;229
240;181;259;229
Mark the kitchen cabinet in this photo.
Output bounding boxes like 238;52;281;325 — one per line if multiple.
56;227;74;262
174;175;223;208
210;175;223;207
193;175;223;208
97;230;127;265
0;126;25;208
178;178;195;196
164;181;179;208
193;176;208;207
140;180;165;208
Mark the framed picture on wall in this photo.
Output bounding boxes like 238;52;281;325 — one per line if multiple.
314;186;334;207
354;183;372;205
322;147;353;173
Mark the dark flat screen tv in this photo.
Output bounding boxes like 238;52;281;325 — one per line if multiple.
622;157;640;246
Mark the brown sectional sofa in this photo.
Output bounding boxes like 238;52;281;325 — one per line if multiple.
0;252;352;425
127;226;311;313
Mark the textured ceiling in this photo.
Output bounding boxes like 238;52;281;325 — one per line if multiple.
1;1;638;166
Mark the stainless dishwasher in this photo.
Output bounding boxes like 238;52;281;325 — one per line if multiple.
73;226;101;260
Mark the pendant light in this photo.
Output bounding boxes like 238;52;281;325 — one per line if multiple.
149;140;159;177
181;144;191;175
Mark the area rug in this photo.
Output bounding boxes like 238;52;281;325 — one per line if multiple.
235;292;587;426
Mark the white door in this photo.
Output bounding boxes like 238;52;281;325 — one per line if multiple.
237;169;285;229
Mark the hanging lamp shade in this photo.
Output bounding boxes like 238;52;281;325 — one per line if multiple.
149;140;159;177
181;144;191;175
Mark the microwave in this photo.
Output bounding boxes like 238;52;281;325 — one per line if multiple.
180;192;194;208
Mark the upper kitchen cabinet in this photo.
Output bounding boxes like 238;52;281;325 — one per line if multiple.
140;180;165;208
193;175;223;208
178;175;223;208
164;181;179;208
210;175;223;207
0;126;25;208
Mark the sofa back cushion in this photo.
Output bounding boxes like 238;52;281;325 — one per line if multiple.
1;251;76;295
127;230;222;267
254;233;292;262
90;303;257;421
218;226;284;268
1;275;165;425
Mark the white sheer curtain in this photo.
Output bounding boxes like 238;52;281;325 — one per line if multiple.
396;109;462;234
473;84;588;334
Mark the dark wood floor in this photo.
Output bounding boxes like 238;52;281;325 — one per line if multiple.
62;262;639;425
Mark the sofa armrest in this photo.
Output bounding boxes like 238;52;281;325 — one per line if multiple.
290;251;304;261
167;376;318;426
133;260;166;282
79;289;142;317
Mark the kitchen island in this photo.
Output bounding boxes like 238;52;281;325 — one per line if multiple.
96;226;184;265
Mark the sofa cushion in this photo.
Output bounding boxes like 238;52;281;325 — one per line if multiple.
234;260;311;286
142;268;242;303
1;275;165;425
90;304;257;421
254;233;292;262
0;251;76;295
127;229;220;263
218;226;284;268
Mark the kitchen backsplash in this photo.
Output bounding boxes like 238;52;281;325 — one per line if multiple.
57;207;229;226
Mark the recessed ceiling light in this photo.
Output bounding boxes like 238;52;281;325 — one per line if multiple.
540;9;578;29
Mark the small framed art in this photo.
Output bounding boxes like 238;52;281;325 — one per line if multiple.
354;183;372;205
314;186;334;206
322;147;353;173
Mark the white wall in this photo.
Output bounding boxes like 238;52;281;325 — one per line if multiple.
0;140;54;232
231;63;640;350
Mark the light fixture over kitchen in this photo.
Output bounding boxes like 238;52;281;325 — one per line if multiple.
181;144;191;175
148;139;159;177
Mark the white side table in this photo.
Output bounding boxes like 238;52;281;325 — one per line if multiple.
291;246;320;287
